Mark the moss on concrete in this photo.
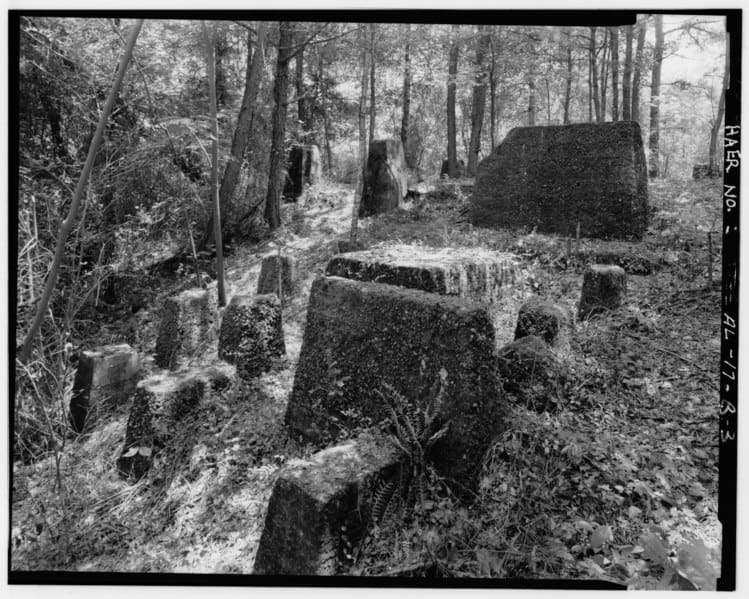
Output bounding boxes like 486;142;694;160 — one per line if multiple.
218;294;285;380
253;434;399;575
471;121;649;240
285;276;507;489
154;288;212;370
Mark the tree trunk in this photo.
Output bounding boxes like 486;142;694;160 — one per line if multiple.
467;28;490;177
631;16;647;124
489;35;497;149
648;14;664;178
264;21;294;231
401;24;413;167
319;51;334;171
599;29;609;120
589;27;601;122
528;78;536;126
20;20;143;360
210;23;266;245
295;42;314;143
447;25;460;178
215;30;229;109
563;30;573;125
588;52;593;122
708;39;730;175
203;22;226;306
350;25;371;242
368;25;376;149
610;26;619;121
622;24;633;120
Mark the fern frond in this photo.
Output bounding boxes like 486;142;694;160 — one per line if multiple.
371;478;397;524
407;404;425;440
424;422;450;452
388;406;410;449
388;433;412;458
425;380;446;430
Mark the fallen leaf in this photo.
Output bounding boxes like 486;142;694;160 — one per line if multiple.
627;506;642;519
591;525;613;551
640;532;668;566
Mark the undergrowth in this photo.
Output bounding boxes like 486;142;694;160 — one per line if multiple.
12;177;722;585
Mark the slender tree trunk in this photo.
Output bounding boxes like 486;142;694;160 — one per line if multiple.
20;20;143;360
368;25;376;149
401;24;413;167
528;79;536;126
203;22;226;306
264;21;294;230
351;25;370;241
708;39;730;175
563;30;573;124
588;52;593;122
600;28;609;120
318;51;333;171
467;28;490;176
446;25;460;178
610;26;619;121
589;27;601;122
489;36;497;149
622;24;633;120
648;14;664;178
631;16;647;124
295;42;314;144
215;30;229;108
210;23;266;245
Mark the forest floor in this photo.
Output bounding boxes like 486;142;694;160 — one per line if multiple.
11;176;723;587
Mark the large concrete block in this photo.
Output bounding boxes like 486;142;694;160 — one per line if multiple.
471;121;649;240
514;297;568;345
440;158;466;178
154;288;213;370
256;254;298;303
497;335;568;413
284;276;506;489
578;264;628;319
117;363;234;481
325;245;521;304
70;344;141;433
253;434;400;575
218;294;285;380
360;139;408;217
283;144;322;200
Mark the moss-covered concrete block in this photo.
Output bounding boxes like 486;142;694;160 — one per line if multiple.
325;245;521;304
578;264;628;319
218;294;285;380
471;121;649;240
70;344;141;433
497;335;567;412
256;255;298;304
514;297;568;346
154;288;213;370
283;144;322;201
253;433;400;575
117;363;234;481
360;139;408;217
285;276;506;489
335;239;367;254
